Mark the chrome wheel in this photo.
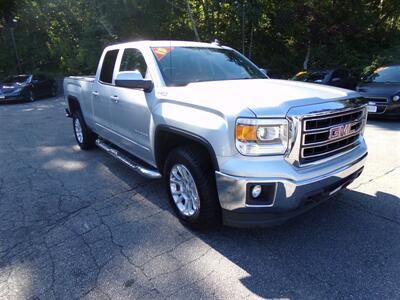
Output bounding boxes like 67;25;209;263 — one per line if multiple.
74;118;84;143
169;164;200;217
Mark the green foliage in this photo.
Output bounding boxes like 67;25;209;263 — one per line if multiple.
0;0;399;79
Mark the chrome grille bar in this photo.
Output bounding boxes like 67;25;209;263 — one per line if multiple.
299;107;366;165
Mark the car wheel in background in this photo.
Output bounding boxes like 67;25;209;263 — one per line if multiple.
164;145;221;229
24;90;35;102
51;85;57;97
72;110;96;150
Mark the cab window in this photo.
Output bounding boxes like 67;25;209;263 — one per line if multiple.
100;49;119;84
120;48;148;78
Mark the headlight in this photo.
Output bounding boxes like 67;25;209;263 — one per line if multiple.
393;95;400;102
236;118;289;155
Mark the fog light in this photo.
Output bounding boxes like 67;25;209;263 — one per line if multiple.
251;185;262;198
393;95;400;101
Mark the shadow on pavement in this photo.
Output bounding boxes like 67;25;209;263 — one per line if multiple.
101;157;400;299
367;118;400;131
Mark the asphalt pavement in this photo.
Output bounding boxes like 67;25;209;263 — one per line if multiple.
0;97;399;299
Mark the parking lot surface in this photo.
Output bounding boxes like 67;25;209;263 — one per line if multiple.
0;97;399;300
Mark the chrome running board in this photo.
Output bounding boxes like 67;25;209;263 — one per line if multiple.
95;139;162;179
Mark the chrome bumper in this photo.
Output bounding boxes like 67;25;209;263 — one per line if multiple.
215;151;367;227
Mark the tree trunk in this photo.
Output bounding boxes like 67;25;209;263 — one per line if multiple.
241;3;245;54
303;41;311;70
248;23;254;59
186;0;200;41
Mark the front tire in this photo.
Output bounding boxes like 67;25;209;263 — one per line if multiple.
164;146;221;229
24;90;35;102
50;85;57;97
72;110;96;150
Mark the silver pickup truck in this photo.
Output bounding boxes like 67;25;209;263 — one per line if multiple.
64;40;368;228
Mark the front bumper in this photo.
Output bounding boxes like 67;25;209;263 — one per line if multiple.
215;151;367;228
367;101;400;117
0;94;24;102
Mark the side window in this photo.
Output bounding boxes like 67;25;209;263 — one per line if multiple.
32;75;42;83
100;49;119;84
120;48;148;78
332;70;348;81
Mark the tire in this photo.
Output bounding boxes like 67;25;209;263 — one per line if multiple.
164;146;221;229
24;90;35;102
72;110;96;150
50;85;57;97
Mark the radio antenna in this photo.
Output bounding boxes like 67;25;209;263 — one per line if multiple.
169;0;173;83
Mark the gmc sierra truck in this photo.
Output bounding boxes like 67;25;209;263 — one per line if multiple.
64;41;368;228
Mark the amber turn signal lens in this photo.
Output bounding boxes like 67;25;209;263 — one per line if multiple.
236;124;257;141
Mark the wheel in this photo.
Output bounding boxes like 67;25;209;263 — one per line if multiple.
72;110;96;150
24;90;35;102
164;146;221;229
50;85;57;97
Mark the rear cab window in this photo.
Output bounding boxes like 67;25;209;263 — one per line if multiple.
100;49;119;84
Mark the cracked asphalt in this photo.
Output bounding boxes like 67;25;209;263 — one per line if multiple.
0;96;399;300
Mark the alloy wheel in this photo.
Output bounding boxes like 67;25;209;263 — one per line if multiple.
169;164;200;217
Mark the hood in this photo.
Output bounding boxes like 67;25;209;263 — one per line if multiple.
357;82;400;98
159;79;358;117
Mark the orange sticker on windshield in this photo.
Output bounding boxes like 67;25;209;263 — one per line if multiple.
152;47;173;61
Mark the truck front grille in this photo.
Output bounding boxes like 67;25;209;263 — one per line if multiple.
300;108;366;165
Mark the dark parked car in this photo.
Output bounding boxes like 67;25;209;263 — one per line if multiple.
356;65;400;118
291;68;358;90
0;74;57;103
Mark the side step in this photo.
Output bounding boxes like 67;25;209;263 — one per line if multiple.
95;139;162;179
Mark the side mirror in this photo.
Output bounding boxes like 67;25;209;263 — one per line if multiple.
331;77;341;83
115;71;153;93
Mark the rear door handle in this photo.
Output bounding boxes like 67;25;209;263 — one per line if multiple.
110;95;119;103
92;91;99;96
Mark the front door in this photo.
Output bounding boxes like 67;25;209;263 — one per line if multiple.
108;47;153;163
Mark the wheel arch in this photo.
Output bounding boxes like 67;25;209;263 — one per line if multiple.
154;125;219;172
67;96;81;115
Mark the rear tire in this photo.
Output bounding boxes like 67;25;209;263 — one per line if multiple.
164;146;221;229
72;110;96;150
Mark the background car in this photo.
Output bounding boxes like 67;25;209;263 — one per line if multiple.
0;74;57;103
291;68;358;90
356;65;400;118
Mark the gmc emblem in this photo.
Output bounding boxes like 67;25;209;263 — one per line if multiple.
329;123;356;140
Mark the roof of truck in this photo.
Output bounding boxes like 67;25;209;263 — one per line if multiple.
105;40;226;50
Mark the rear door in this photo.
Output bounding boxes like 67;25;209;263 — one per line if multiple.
31;75;47;97
92;49;120;140
108;47;153;162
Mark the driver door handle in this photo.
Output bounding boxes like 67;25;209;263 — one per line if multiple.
92;91;99;96
110;95;119;103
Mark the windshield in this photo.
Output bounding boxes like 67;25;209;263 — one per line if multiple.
3;75;30;84
292;71;328;83
365;66;400;83
151;47;267;86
